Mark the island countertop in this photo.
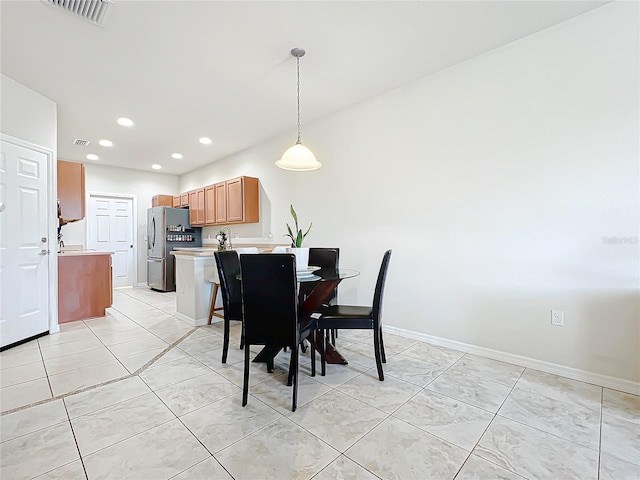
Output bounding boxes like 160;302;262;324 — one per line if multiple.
172;243;288;257
58;251;114;256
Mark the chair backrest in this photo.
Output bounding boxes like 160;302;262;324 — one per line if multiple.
240;254;299;347
309;248;340;270
214;250;242;319
372;250;392;327
300;248;340;304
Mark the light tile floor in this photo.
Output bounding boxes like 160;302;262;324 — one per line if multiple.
1;287;639;480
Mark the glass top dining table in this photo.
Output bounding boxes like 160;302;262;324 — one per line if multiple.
297;267;359;283
248;266;359;365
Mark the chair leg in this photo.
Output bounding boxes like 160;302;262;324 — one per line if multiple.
379;328;386;363
292;345;299;412
320;329;326;377
287;346;294;386
207;283;218;325
242;342;250;406
373;328;384;381
221;317;230;363
208;283;224;324
310;330;316;377
267;356;274;374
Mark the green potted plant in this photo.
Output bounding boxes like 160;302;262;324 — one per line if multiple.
285;204;312;270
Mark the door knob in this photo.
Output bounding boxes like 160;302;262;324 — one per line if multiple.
39;249;50;256
41;237;47;243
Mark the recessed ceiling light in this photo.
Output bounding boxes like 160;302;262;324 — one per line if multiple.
199;137;212;145
171;153;183;159
117;117;134;127
151;164;162;170
86;154;99;161
98;139;113;147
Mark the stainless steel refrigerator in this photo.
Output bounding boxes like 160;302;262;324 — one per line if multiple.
147;207;202;291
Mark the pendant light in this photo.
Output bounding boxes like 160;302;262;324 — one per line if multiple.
276;48;322;171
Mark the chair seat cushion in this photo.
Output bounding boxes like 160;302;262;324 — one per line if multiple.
317;305;374;330
320;305;373;318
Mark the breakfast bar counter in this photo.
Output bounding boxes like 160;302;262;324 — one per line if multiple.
171;243;287;325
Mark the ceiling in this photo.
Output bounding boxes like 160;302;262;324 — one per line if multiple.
1;0;607;176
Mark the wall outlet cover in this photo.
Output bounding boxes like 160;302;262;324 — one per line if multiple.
551;309;564;326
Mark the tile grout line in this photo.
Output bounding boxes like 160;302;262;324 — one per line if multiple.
0;327;199;417
62;392;90;480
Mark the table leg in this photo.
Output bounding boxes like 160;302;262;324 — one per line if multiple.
252;278;349;366
301;280;348;365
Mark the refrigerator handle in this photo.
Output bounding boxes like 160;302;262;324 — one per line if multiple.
150;216;156;249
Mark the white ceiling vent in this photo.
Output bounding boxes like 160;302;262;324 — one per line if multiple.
73;138;90;147
42;0;113;27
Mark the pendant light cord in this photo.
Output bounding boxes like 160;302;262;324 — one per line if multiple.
296;55;301;144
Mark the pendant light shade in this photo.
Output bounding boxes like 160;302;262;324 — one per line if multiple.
276;143;321;171
276;48;322;171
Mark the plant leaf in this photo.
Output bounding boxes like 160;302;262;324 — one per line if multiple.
302;222;313;240
295;230;303;247
290;204;299;232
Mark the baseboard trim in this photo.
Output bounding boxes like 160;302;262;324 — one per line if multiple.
384;325;640;396
174;311;213;327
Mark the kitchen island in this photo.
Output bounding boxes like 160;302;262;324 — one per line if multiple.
171;242;287;325
58;251;113;323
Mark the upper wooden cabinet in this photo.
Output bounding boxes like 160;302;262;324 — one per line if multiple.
226;176;259;224
188;188;205;226
204;185;216;225
214;182;227;224
152;195;173;207
57;160;85;223
180;193;189;207
177;176;259;226
172;195;180;208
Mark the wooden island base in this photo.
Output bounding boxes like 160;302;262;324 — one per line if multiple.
58;252;112;323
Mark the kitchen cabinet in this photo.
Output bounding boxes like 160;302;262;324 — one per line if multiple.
152;195;173;207
188;188;205;225
58;252;112;323
214;182;227;224
226;176;259;223
175;176;259;226
57;160;85;223
204;185;216;225
172;195;180;207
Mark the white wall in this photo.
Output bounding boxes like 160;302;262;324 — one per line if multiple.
1;75;57;151
1;74;59;332
61;164;179;283
181;3;639;388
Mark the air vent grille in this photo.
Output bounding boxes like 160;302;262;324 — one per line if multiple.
73;139;90;147
43;0;113;27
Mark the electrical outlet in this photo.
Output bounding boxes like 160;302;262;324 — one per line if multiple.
551;309;564;326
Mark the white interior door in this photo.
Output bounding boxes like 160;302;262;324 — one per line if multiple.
88;194;135;288
0;139;51;348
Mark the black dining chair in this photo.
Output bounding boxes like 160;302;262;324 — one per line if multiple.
299;248;340;345
299;248;340;304
214;250;244;363
316;249;392;380
240;253;317;412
